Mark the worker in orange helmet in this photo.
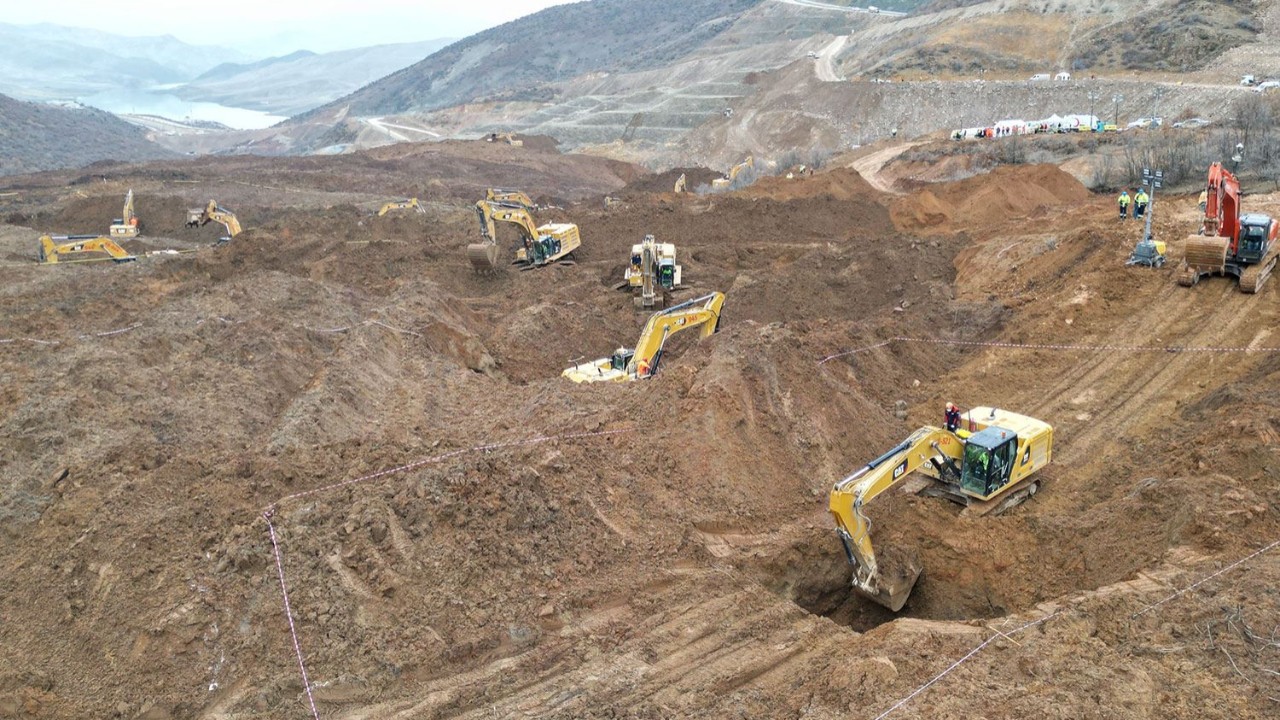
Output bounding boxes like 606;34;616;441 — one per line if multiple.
636;357;651;378
944;402;961;433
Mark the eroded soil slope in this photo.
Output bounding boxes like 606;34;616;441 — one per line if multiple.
1;150;1277;719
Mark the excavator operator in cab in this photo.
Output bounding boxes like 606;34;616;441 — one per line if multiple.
944;402;961;433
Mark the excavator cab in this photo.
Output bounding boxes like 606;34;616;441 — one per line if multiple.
959;427;1018;498
609;348;635;371
1237;214;1274;263
658;259;677;290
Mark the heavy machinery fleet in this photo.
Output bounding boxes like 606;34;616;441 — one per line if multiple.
1180;162;1278;292
28;169;1270;624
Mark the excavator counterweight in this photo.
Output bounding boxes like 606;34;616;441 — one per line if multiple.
829;407;1053;611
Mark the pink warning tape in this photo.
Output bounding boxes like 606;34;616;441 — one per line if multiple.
817;335;1280;365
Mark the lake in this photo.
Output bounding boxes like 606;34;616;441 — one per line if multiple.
82;89;288;130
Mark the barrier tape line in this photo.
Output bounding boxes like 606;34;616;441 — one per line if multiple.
1130;538;1280;619
264;509;322;720
260;427;631;718
874;538;1280;719
873;611;1063;720
818;336;1280;365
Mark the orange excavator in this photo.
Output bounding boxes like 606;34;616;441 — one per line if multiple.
1180;162;1279;293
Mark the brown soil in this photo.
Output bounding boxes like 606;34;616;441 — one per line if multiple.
1;147;1278;719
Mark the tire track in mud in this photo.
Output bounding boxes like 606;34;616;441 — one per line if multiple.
1020;280;1257;466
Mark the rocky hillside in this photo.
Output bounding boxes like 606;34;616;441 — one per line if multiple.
0;94;176;176
297;0;764;119
847;0;1262;78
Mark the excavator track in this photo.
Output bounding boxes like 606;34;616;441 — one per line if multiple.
467;242;501;271
1239;245;1279;293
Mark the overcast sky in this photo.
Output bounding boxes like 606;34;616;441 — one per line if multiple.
6;0;584;55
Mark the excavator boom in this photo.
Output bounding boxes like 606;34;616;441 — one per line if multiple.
829;407;1052;611
39;234;136;264
563;292;724;383
186;200;242;240
109;189;140;238
1180;162;1279;292
377;198;424;216
469;196;580;271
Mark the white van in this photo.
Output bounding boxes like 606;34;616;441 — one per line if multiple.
1029;73;1050;82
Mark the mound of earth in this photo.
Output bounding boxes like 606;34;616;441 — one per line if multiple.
0;148;1277;720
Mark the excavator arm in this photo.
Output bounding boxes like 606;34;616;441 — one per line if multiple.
39;234;136;264
471;199;539;269
1182;162;1279;291
562;292;724;383
485;189;536;210
829;426;963;611
628;291;723;376
187;200;241;240
377;198;424;216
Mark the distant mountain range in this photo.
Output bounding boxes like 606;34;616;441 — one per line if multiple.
0;22;249;101
0;94;175;176
174;40;455;116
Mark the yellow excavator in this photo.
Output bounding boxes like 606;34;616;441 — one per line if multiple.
711;156;754;190
469;199;580;271
829;406;1053;611
377;198;425;216
623;234;682;309
563;291;724;383
108;189;141;238
39;234;136;264
186;200;242;241
674;173;687;193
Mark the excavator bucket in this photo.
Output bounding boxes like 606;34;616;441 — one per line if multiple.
467;242;501;270
1179;234;1229;286
852;545;924;612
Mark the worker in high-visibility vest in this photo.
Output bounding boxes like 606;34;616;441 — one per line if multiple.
1117;190;1131;220
1134;189;1149;219
636;357;651;378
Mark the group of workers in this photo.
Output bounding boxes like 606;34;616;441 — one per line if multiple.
1116;189;1150;220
